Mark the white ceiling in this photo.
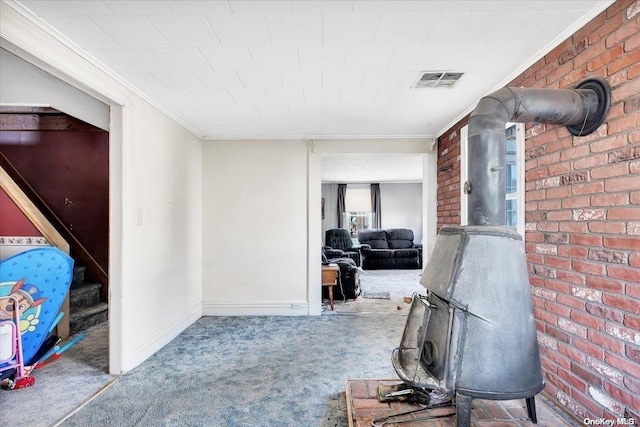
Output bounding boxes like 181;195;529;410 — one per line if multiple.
8;0;612;141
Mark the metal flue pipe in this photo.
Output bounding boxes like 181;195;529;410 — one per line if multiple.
466;78;611;226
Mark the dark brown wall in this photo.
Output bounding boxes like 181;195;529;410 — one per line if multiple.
0;130;109;271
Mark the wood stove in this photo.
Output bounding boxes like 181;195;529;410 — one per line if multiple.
393;78;611;426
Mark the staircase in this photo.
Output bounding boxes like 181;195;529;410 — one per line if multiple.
69;265;108;335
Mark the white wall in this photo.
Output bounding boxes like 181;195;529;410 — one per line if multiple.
1;4;203;372
380;183;423;243
118;94;203;371
201;140;311;315
0;48;110;130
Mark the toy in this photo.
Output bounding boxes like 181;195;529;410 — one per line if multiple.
0;247;78;390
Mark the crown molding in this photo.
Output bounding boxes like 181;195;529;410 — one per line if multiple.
0;0;202;138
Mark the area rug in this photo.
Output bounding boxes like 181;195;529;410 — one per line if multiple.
362;291;391;299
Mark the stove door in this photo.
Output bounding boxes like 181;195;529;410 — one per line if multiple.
419;292;451;382
392;294;454;391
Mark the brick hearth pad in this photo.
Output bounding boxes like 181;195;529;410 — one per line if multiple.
345;379;579;427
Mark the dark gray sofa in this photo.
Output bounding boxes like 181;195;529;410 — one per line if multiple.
357;228;422;270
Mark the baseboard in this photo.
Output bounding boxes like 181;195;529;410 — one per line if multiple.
202;301;310;316
127;302;202;371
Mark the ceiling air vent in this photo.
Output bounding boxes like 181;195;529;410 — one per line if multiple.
412;71;464;89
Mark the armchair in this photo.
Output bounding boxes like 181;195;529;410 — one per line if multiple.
322;249;360;300
324;228;361;267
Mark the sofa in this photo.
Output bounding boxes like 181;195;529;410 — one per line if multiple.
322;249;360;300
357;228;422;270
324;228;361;267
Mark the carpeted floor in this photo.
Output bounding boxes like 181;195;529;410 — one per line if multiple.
0;322;115;427
2;269;578;426
1;269;419;426
62;314;407;426
323;268;424;315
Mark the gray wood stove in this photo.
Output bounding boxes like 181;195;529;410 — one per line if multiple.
392;78;611;426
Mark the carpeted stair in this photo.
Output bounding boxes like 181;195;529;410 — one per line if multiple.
69;265;108;335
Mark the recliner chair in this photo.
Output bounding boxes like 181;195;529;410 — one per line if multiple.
324;228;361;267
322;249;360;300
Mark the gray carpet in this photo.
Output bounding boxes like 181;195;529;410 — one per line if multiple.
62;315;406;426
0;322;114;427
1;269;422;426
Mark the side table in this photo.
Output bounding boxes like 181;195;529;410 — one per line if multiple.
322;264;340;310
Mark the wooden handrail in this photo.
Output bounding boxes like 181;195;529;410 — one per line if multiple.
0;153;108;300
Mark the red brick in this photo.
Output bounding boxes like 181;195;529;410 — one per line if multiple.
603;293;640;314
572;181;605;195
570;234;604;247
625;374;640;395
628;283;640;298
556;269;587;286
560;196;591;210
588;329;625;352
588;222;627;234
572;337;604;359
559;221;589;233
590;193;630;207
630;253;640;267
608;265;640;282
610;112;640;135
546;325;570;343
547;186;572;200
605;352;640;379
589;133;627;153
558;367;587;392
588;43;625;71
586;356;624;384
571;362;603;387
586;302;624;323
571;388;609;419
586;275;625;293
573;153;607;169
537;222;559;232
572;310;605;331
545;257;571;270
604;382;640;412
545;300;572;318
572;260;606;276
606;13;640;45
630;62;640;79
591;161;631;179
625;314;640;330
604;236;640;250
612;78;640;104
609;207;640;220
553;295;583;315
627;345;640;364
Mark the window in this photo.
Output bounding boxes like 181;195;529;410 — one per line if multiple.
344;185;372;237
504;123;525;235
344;211;372;237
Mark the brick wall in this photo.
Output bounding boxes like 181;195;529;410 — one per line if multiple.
437;0;640;421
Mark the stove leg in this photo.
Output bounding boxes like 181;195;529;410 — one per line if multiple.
526;396;538;423
456;393;473;427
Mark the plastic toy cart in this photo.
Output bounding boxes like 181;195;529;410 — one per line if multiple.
0;296;34;389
